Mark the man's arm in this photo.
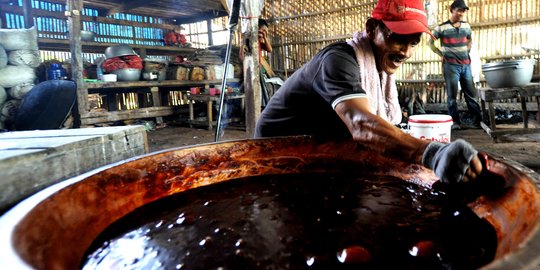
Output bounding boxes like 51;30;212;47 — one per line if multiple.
428;38;443;57
258;29;272;53
335;98;429;164
334;98;483;183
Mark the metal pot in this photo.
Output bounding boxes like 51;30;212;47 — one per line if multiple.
80;31;95;42
482;59;536;88
111;68;141;81
0;137;539;269
104;44;137;59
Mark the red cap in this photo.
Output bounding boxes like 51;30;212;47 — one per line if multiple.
372;0;435;39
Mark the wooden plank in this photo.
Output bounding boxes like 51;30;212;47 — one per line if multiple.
479;88;520;102
0;126;148;213
80;106;178;125
425;102;538;112
187;93;245;102
0;126;148;214
85;79;239;90
67;0;88;123
37;37;198;55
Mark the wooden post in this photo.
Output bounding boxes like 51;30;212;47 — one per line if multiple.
207;19;214;46
139;48;147;58
67;0;87;127
243;16;262;137
22;0;34;28
150;86;163;124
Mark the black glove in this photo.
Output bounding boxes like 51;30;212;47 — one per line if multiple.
422;139;478;184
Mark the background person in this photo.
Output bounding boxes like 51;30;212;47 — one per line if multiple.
240;18;275;106
255;0;483;185
429;0;482;130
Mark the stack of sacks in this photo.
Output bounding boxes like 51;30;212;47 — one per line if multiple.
0;27;39;130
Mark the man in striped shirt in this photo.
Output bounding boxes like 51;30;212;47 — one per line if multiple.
429;0;482;130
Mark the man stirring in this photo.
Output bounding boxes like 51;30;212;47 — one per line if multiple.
255;0;483;185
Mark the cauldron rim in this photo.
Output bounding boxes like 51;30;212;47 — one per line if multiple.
0;136;539;270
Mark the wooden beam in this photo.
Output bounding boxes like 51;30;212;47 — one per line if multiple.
470;16;540;29
37;38;200;55
80;107;178;125
219;0;230;14
84;79;238;90
0;4;180;30
425;102;538;112
174;10;228;25
207;19;213;46
22;0;34;28
66;0;87;124
270;2;376;21
106;0;149;16
243;14;262;137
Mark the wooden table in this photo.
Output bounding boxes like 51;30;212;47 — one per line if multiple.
187;93;245;130
518;85;540;128
479;83;540;142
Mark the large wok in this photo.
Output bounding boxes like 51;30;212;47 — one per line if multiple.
0;136;539;269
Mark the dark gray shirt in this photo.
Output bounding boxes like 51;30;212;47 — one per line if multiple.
255;42;367;140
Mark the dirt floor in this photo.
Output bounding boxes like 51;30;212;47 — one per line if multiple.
146;122;540;175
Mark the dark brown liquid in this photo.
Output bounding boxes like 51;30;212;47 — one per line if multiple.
82;173;496;270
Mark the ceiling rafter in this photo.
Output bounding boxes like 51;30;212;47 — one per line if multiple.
106;0;150;16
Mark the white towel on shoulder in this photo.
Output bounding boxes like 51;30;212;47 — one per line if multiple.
347;31;402;125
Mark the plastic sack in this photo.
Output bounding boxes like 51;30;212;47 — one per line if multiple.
0;65;36;88
0;45;7;68
8;50;40;68
0;86;6;105
0;27;38;51
8;83;34;100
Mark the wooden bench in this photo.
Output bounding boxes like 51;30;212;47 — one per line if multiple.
479;83;540;142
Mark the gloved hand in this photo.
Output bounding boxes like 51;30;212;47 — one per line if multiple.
422;139;478;184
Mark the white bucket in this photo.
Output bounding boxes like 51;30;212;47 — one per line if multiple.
408;114;453;143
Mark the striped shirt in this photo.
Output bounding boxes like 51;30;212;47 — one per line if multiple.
433;20;472;65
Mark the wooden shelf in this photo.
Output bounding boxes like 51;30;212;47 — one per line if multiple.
38;38;199;55
84;79;240;90
81;79;242;125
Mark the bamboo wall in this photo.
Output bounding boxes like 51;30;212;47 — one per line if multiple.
262;0;540;106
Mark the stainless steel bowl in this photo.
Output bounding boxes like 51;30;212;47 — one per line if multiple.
80;31;95;42
104;45;137;59
111;68;141;81
482;59;536;88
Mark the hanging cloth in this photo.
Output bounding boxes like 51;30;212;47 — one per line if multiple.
347;31;402;125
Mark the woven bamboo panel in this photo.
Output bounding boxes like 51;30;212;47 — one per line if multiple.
262;0;540;105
